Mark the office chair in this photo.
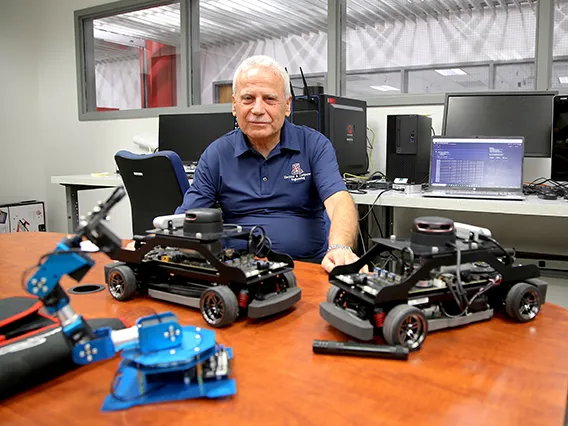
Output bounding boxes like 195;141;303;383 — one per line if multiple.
114;150;190;236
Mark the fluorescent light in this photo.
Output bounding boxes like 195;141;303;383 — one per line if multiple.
435;68;467;76
559;76;568;84
370;85;399;92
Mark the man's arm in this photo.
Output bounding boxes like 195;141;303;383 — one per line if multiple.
321;191;360;273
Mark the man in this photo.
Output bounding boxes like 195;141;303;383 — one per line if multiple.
175;55;359;273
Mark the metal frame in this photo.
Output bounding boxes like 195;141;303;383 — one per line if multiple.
74;0;560;121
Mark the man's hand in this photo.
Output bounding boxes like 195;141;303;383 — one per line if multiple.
321;247;362;273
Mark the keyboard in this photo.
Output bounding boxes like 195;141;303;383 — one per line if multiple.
423;190;525;201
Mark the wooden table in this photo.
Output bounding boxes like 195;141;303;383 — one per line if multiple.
1;233;568;426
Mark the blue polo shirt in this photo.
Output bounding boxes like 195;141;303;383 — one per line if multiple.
175;120;347;260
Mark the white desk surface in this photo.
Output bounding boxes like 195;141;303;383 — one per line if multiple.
51;174;122;187
51;175;568;218
351;190;568;218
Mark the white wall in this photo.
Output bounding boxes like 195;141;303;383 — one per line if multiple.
0;0;43;206
34;0;158;238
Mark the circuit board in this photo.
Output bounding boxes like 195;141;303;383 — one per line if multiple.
142;247;288;279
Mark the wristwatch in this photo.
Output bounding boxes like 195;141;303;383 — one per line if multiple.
327;244;353;253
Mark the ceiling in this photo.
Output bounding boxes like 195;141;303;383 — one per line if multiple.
93;0;540;53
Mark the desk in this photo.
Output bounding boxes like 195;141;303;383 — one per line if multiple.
351;190;568;236
51;174;122;233
1;232;568;426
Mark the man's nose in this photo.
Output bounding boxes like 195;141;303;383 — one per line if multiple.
251;98;266;114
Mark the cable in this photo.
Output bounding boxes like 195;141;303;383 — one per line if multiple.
370;208;384;238
358;226;366;254
446;242;468;309
367;127;376;172
480;235;513;265
401;246;415;273
247;225;272;257
359;190;390;222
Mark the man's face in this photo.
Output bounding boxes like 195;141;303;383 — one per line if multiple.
232;67;291;144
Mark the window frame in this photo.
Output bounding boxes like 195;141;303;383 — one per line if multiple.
74;0;561;120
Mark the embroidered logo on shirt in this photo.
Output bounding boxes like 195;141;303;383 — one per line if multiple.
284;162;311;182
291;163;304;175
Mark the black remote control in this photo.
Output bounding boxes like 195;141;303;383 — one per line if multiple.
312;340;409;360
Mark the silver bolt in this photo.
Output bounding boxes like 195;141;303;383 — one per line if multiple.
31;279;37;285
40;277;47;284
92;348;98;355
85;344;91;351
432;246;439;254
42;286;49;293
170;349;176;355
390;235;396;242
175;329;180;336
87;355;93;362
164;332;169;338
196;327;201;332
194;347;200;352
105;215;111;221
195;334;201;339
93;206;101;213
196;232;202;238
79;351;85;358
171;336;175;342
32;288;38;294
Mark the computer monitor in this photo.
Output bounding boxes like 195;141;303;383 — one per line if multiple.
159;112;236;163
442;92;556;158
429;136;524;190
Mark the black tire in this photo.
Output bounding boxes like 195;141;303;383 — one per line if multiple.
281;271;297;288
106;265;137;301
505;282;542;322
327;286;341;303
200;286;239;328
383;304;428;350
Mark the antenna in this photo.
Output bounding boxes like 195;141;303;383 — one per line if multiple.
299;67;309;96
285;67;295;99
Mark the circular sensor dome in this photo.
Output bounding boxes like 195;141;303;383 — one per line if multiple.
411;216;456;248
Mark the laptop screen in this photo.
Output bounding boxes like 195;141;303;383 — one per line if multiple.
430;137;524;190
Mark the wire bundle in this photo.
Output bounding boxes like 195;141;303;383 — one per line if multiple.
523;177;568;197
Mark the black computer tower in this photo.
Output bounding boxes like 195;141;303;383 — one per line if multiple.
291;95;367;175
386;114;432;184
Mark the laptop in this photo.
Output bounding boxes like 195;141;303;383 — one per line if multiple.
423;136;526;201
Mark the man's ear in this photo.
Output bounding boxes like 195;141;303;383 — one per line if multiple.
285;96;292;117
232;95;237;116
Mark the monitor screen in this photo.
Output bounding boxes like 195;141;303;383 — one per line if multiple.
442;92;555;157
159;113;236;163
430;137;524;190
552;95;568;181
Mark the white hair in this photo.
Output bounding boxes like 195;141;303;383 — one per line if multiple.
232;55;291;99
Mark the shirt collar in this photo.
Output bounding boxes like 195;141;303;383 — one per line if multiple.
233;119;301;158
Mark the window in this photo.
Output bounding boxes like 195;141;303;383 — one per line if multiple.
345;71;401;98
494;62;535;90
345;0;537;96
553;0;568;88
80;1;181;112
201;0;328;105
408;66;489;94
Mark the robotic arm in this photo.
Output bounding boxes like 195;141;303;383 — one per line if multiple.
22;187;236;410
24;187;180;364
